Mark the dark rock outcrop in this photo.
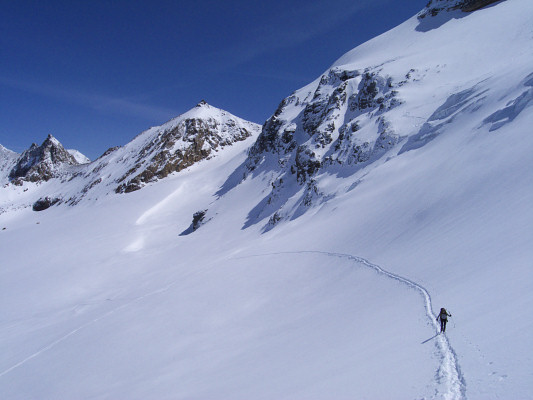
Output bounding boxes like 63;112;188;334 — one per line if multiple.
419;0;502;18
180;210;208;235
32;197;61;211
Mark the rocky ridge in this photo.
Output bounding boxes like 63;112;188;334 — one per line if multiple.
418;0;502;18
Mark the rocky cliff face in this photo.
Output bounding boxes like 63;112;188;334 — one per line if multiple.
231;65;402;229
248;68;400;174
8;135;81;184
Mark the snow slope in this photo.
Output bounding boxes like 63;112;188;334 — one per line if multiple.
67;149;90;164
1;0;532;399
0;144;19;182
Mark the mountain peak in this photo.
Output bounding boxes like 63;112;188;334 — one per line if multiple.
8;135;80;183
114;105;261;193
43;134;61;147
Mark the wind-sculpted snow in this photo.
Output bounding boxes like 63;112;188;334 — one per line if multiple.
400;85;488;154
483;73;533;132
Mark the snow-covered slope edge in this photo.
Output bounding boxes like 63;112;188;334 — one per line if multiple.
0;144;18;183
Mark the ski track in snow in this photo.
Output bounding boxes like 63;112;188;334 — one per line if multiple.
0;281;179;379
240;250;467;400
1;249;467;400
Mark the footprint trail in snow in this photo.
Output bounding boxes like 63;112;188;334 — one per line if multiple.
251;250;467;400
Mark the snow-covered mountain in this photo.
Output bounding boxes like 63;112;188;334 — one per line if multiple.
1;1;532;399
0;101;261;210
207;0;532;232
111;100;260;194
7;134;81;184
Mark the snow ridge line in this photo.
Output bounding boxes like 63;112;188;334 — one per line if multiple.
240;250;467;400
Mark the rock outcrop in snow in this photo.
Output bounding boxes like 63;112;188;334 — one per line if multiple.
418;0;502;18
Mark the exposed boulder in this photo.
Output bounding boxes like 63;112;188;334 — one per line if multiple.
32;196;61;211
180;210;208;235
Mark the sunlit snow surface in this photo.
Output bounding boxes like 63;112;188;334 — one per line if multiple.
1;0;533;398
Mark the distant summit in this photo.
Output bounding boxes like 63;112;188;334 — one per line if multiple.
8;134;82;183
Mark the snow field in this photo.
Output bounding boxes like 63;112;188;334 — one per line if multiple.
1;0;533;398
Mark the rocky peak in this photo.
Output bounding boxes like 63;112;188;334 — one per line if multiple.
9;134;80;183
115;103;261;193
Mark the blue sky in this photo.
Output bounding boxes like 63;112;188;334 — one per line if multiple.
1;0;425;160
